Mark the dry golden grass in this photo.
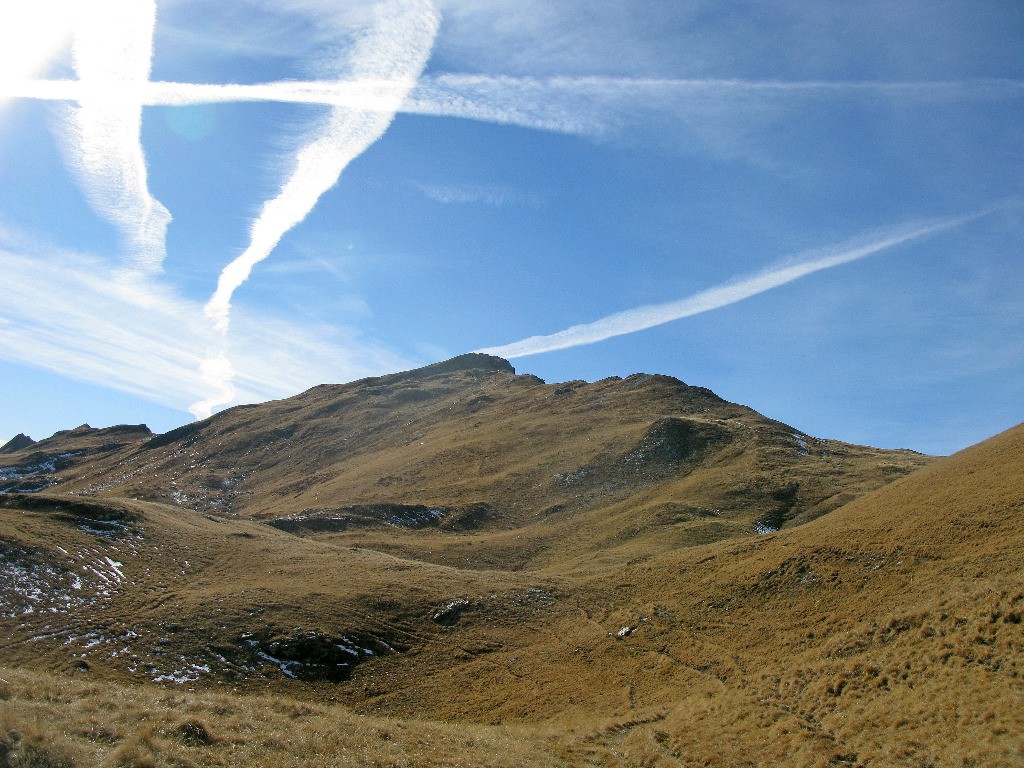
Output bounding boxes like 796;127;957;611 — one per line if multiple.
1;357;1022;765
6;355;929;550
0;666;569;767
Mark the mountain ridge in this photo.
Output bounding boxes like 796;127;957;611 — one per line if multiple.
0;355;931;549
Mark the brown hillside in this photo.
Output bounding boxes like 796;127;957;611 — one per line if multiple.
1;354;930;565
573;422;1024;765
0;357;1020;766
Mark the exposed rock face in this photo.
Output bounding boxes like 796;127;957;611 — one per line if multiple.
256;630;390;682
267;502;496;534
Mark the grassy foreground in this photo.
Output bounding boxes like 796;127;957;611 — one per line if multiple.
0;666;572;767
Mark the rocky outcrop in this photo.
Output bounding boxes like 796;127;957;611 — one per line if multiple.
0;434;34;454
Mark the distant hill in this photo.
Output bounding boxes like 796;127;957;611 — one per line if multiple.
1;355;1019;767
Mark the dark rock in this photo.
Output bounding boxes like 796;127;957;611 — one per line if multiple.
432;599;472;626
262;630;384;682
440;503;495;531
0;434;34;454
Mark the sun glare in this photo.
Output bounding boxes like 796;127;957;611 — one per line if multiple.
0;1;75;103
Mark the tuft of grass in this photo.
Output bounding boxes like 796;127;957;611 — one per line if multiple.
0;713;80;768
174;719;214;746
104;741;157;768
0;668;567;767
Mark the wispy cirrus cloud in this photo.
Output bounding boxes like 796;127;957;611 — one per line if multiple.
412;180;539;207
477;209;997;359
0;232;411;411
62;0;171;279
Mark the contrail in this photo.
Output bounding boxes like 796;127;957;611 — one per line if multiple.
203;0;440;335
4;6;1020;418
405;75;1024;135
476;211;992;359
63;0;170;279
190;0;440;418
0;2;75;110
11;75;1024;105
8;75;1023;136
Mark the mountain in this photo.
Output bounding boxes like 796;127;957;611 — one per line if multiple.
0;354;929;555
1;355;1020;767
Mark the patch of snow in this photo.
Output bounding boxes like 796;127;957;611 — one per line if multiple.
254;650;301;679
433;598;471;622
555;467;593;486
10;482;50;493
104;557;125;580
76;522;126;537
0;450;85;489
152;661;211;685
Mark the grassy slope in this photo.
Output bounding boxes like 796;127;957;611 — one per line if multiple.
1;358;1020;766
3;356;931;558
1;424;1021;765
586;422;1024;766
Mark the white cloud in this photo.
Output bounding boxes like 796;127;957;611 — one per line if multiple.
0;236;413;416
477;210;994;359
61;0;171;278
412;180;538;207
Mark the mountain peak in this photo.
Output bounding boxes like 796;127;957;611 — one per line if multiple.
0;433;35;454
412;353;515;377
344;353;515;390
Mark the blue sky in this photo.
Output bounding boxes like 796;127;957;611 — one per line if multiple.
0;0;1021;455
